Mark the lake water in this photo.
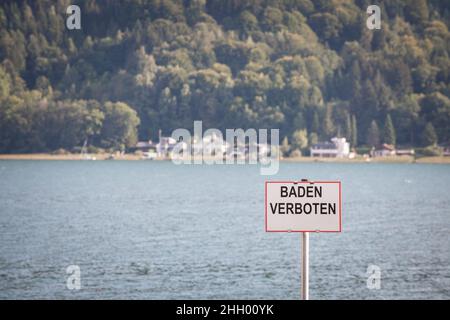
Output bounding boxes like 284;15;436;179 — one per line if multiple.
0;160;449;299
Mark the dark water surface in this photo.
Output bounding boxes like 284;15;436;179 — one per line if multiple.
0;160;449;299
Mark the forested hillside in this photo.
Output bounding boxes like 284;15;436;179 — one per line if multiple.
0;0;449;153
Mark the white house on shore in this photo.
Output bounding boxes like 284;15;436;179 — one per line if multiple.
310;137;350;158
371;144;396;157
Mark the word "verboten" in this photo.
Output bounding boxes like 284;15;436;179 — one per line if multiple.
270;185;336;215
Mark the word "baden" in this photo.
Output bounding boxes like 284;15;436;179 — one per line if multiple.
281;185;323;198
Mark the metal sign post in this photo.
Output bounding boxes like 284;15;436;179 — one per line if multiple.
301;232;309;300
265;179;342;301
301;178;309;301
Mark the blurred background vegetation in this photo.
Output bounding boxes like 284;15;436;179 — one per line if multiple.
0;0;449;153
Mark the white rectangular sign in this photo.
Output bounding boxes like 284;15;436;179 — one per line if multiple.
265;181;342;232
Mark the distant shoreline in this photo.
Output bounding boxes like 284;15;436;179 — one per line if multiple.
1;153;450;164
284;156;450;164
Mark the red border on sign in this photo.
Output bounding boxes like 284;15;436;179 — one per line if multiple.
265;181;342;233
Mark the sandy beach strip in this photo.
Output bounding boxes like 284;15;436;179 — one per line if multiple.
1;154;450;164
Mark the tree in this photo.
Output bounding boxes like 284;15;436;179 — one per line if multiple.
66;38;77;55
344;112;352;142
41;100;101;150
420;93;450;144
351;115;357;147
291;129;308;150
383;114;396;146
0;65;10;100
406;0;429;26
100;102;140;150
239;11;258;35
309;12;342;48
421;122;437;147
280;136;290;157
367;120;380;147
311;111;320;134
323;105;335;139
263;7;283;31
308;132;318;147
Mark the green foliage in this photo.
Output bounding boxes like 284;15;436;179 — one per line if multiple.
0;65;10;99
420;93;450;143
383;114;396;146
355;147;371;155
322;104;335;139
421;122;438;146
289;149;302;158
308;132;318;147
291;129;308;150
351;115;357;148
367;120;380;147
344;113;352;142
100;102;140;150
415;145;442;157
0;0;449;152
405;0;429;26
280;136;290;157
